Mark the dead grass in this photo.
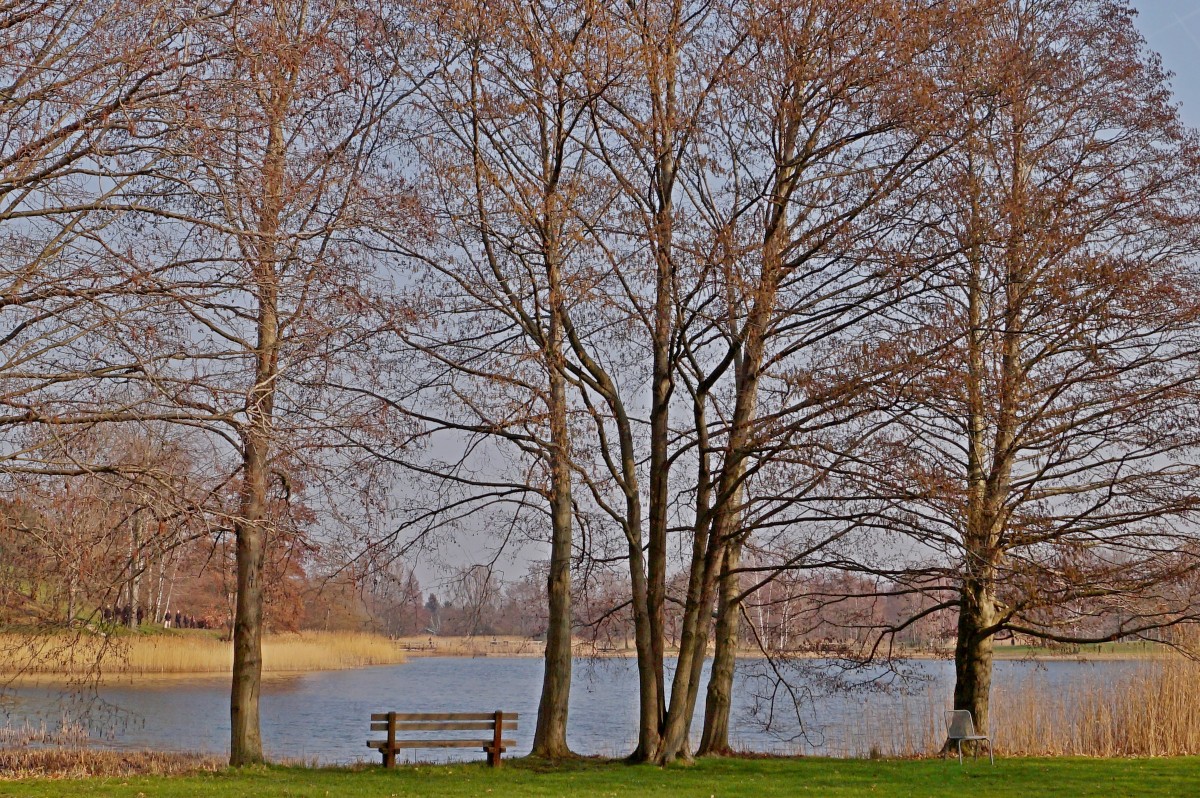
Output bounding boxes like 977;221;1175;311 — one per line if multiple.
819;654;1200;758
0;631;406;676
824;686;943;758
993;655;1200;756
0;748;223;780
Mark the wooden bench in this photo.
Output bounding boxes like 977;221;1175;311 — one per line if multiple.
367;711;518;768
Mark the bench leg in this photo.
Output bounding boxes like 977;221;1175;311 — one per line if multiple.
957;740;963;765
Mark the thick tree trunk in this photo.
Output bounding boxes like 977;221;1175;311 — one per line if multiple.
230;436;269;766
531;480;573;757
644;164;675;761
531;457;574;757
698;538;742;755
643;331;669;760
949;582;995;748
626;532;661;761
229;300;277;767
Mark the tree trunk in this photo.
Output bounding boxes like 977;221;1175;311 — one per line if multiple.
230;79;285;766
127;512;142;630
655;511;723;763
229;300;277;766
643;166;675;761
949;581;995;747
699;538;742;755
230;431;269;766
531;234;575;759
626;523;661;761
531;480;573;757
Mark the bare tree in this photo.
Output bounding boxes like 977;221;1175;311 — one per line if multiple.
640;0;955;760
377;0;628;758
851;0;1200;739
117;0;417;764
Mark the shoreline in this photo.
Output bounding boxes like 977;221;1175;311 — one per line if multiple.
378;636;1172;663
0;633;1169;682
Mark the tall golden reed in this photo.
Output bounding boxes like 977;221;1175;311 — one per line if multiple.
0;631;406;676
992;656;1200;756
812;656;1200;758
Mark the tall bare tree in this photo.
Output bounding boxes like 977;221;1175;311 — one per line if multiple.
118;0;416;764
373;0;617;758
853;0;1200;738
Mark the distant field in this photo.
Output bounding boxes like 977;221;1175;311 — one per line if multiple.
0;756;1197;798
993;641;1166;659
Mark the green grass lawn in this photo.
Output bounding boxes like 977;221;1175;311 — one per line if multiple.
1;756;1197;798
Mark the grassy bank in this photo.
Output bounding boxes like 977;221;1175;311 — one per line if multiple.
0;631;406;676
0;756;1197;797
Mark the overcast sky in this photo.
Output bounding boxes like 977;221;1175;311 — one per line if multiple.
1133;2;1200;127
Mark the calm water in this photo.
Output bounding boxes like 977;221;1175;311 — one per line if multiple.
0;657;1134;762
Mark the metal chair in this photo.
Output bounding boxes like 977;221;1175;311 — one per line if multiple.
945;709;993;765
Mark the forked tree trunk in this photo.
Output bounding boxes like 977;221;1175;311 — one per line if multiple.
655;511;724;763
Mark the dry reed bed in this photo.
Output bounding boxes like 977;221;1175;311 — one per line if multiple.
0;631;406;675
844;655;1200;758
993;656;1200;756
0;749;223;780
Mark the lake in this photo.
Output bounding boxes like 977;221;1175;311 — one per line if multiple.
0;656;1135;762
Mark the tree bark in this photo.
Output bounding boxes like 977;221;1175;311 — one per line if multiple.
531;207;575;759
950;579;996;746
698;537;742;755
127;512;142;630
229;285;278;766
530;435;574;757
644;127;676;763
230;433;269;766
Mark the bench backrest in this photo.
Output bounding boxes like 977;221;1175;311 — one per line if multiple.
945;709;977;739
370;711;516;735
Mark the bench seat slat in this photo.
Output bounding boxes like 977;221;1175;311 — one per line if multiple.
368;738;516;750
370;720;518;732
371;712;517;722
